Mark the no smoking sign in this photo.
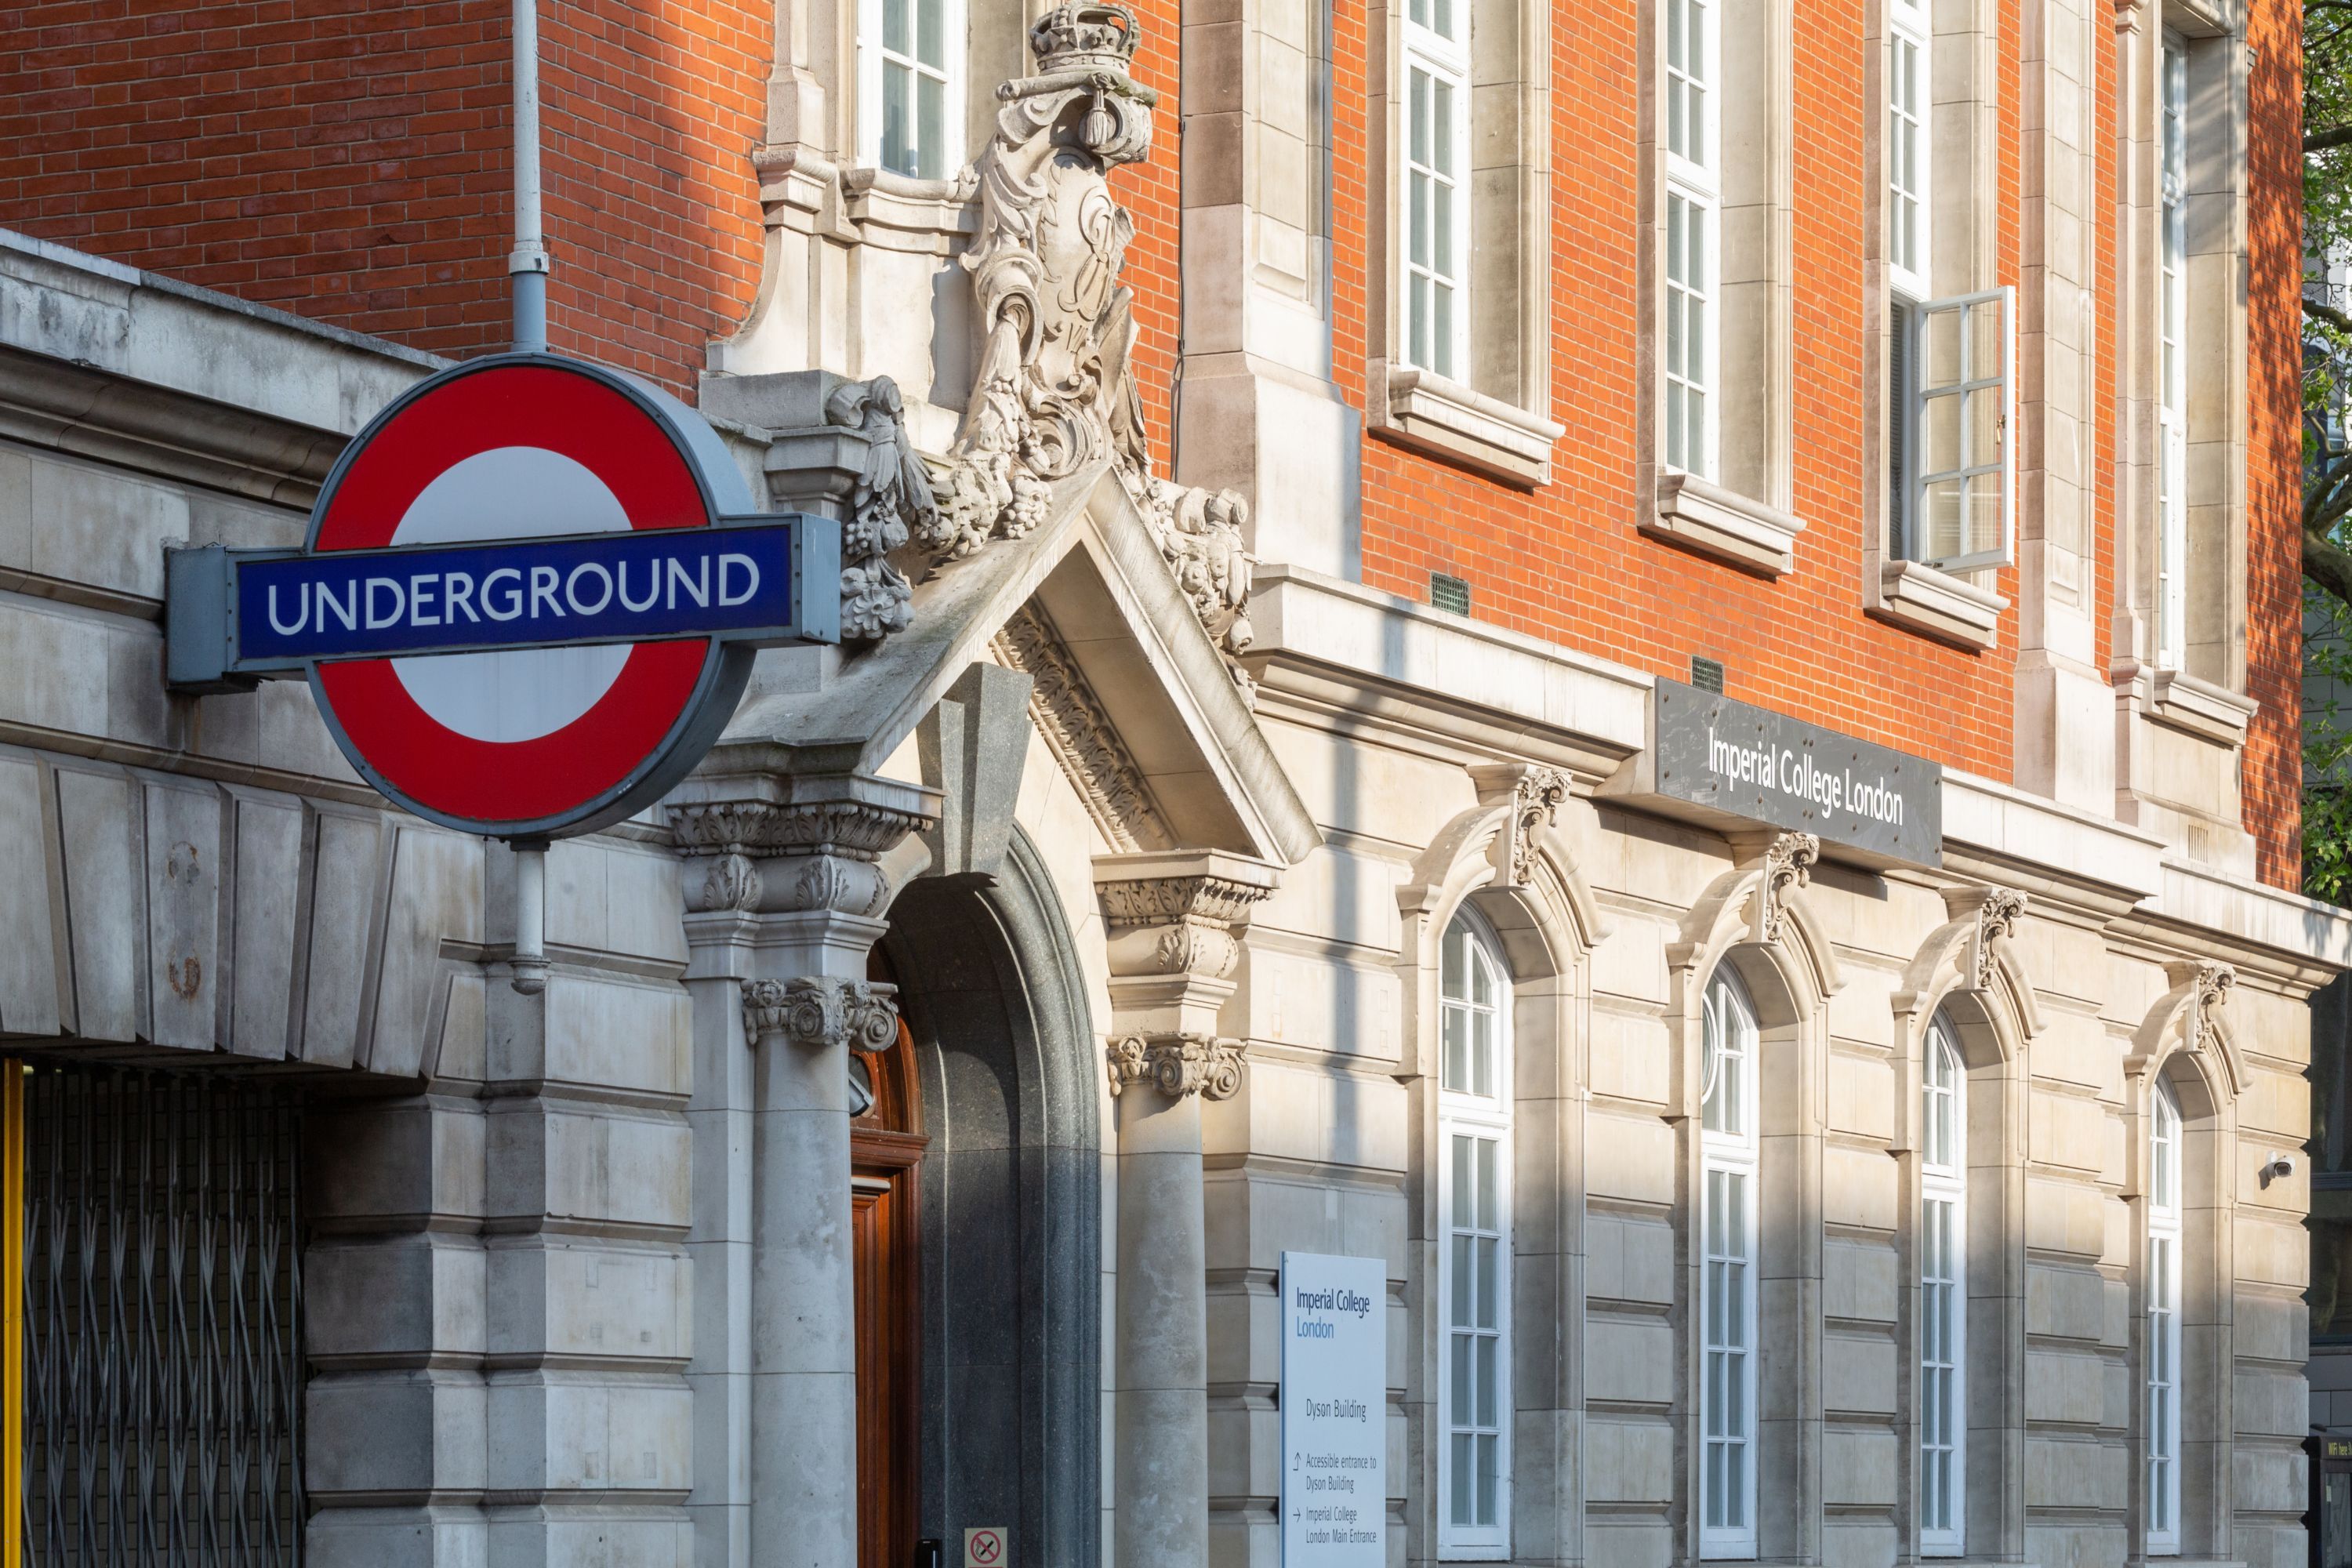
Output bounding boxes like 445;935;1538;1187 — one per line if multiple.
964;1526;1007;1567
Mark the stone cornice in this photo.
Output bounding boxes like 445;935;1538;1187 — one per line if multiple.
994;601;1173;853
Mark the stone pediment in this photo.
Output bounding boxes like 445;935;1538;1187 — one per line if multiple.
683;451;1316;866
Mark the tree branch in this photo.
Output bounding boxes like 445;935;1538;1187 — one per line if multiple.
2310;124;2352;154
2308;524;2352;615
2312;296;2352;336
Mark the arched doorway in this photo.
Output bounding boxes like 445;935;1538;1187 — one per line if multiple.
858;830;1102;1568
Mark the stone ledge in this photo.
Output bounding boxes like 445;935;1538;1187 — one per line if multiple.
1370;363;1563;486
1642;470;1806;575
1871;557;2007;650
2147;666;2257;746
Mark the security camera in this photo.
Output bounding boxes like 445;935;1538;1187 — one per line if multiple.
2260;1152;2296;1185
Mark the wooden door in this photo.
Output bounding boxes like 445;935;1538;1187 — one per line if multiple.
853;961;927;1568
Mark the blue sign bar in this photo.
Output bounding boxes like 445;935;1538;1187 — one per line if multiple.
236;522;801;662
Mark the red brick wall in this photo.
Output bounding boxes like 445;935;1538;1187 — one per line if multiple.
0;0;767;397
1112;0;1182;474
1335;0;2020;779
2246;0;2306;890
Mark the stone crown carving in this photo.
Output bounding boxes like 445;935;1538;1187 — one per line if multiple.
742;977;902;1054
1105;1031;1245;1101
919;5;1257;691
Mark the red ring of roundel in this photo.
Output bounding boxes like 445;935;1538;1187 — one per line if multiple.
312;364;713;826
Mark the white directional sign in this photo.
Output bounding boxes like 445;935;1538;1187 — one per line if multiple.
1280;1251;1386;1567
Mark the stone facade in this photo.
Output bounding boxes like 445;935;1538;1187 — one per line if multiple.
0;1;2338;1566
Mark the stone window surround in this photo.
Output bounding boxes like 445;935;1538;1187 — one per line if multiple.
2113;0;2254;748
1636;0;1803;575
1860;0;2012;649
1367;0;1559;486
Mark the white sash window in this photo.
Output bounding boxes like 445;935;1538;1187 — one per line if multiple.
1663;0;1719;477
1437;912;1511;1558
1886;0;1932;305
1402;0;1470;379
2155;33;2190;669
2146;1080;2183;1555
1919;1017;1967;1556
858;0;964;179
1700;969;1759;1559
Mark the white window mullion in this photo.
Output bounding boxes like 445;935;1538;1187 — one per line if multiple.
1437;914;1512;1559
1664;0;1719;479
1906;286;2016;571
1700;971;1759;1560
1919;1018;1967;1557
2146;1081;2183;1555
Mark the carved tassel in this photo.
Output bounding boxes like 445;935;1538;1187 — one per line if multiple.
1085;89;1114;147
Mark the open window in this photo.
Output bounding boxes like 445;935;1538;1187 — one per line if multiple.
1890;288;2016;575
1918;1014;1967;1558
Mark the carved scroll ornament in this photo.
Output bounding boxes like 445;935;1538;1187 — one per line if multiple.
1105;1031;1245;1101
920;3;1257;684
742;977;902;1053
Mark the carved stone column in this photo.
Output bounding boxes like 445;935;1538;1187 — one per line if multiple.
1095;849;1277;1568
673;772;938;1568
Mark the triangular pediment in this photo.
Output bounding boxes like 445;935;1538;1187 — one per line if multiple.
703;461;1318;866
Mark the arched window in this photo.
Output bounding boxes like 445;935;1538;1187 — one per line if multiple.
856;0;966;178
2147;1078;2183;1555
1438;910;1512;1556
1700;967;1759;1559
1919;1014;1966;1556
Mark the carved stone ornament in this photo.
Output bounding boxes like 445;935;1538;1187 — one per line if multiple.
742;977;902;1054
1754;831;1820;946
1105;1031;1245;1101
671;798;932;861
1097;871;1272;981
993;601;1173;852
2168;958;2236;1054
1965;887;2027;990
1504;768;1570;887
699;852;762;913
825;376;927;642
922;3;1258;687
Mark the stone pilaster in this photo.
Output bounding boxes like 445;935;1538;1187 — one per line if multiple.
1095;849;1278;1568
673;771;938;1568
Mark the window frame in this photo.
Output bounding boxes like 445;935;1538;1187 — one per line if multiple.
1699;967;1759;1561
2154;30;2190;670
1886;0;1933;306
2145;1077;2184;1556
1661;0;1721;480
1436;909;1512;1559
855;0;967;180
1918;1015;1968;1558
1399;0;1472;381
1893;285;2016;572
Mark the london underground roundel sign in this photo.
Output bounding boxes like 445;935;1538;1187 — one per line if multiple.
163;354;841;840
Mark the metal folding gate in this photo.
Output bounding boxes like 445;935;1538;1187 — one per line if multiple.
8;1062;306;1566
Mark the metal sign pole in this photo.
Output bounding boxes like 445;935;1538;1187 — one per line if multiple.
506;0;550;987
510;0;548;354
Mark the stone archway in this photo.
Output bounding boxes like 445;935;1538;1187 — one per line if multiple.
880;829;1101;1568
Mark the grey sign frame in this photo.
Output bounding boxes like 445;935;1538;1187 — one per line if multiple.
1647;679;1943;866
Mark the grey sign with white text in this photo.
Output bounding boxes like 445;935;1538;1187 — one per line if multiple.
1281;1252;1385;1568
1652;679;1942;866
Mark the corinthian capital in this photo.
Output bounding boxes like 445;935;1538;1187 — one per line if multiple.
742;977;902;1053
1094;849;1279;981
1105;1032;1245;1102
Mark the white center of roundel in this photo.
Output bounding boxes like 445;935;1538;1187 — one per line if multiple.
388;447;633;743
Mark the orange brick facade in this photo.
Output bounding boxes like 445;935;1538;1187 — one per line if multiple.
0;0;2309;886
